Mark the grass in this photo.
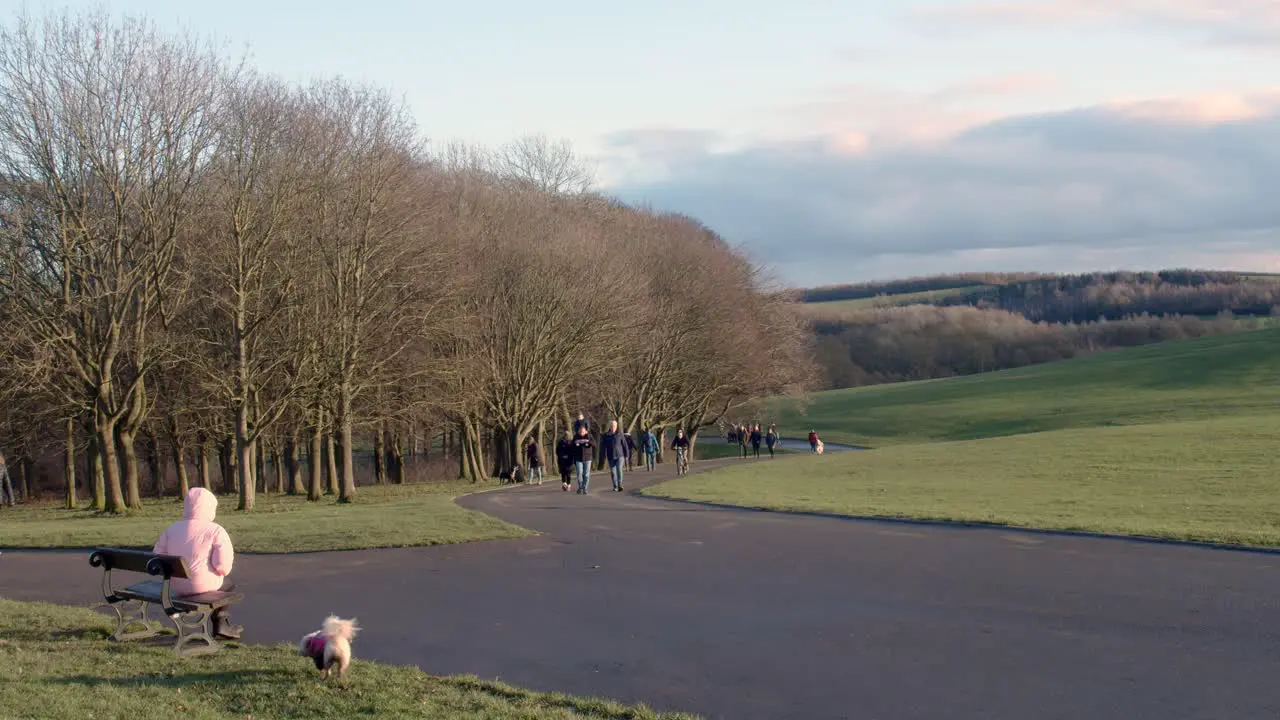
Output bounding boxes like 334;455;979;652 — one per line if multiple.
693;442;789;460
0;598;696;720
648;328;1280;547
0;482;529;553
763;328;1280;447
645;414;1280;547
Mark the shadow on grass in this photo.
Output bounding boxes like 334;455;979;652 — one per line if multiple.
448;675;678;719
47;668;296;690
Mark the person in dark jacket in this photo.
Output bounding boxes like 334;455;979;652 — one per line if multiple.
525;439;543;485
601;420;627;492
624;431;636;469
555;430;574;491
765;425;778;458
641;428;658;471
670;428;691;474
573;412;589;435
750;425;763;458
738;424;749;458
572;426;594;494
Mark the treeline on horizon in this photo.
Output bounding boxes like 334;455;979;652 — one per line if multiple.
801;270;1280;389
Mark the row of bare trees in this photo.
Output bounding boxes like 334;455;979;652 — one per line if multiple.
0;10;814;513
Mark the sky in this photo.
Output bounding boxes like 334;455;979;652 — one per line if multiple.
5;0;1280;286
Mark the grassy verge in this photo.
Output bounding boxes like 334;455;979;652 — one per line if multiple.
0;482;529;553
0;598;696;720
762;328;1280;446
644;414;1280;547
693;442;788;460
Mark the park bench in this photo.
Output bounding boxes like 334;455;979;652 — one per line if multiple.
88;547;243;657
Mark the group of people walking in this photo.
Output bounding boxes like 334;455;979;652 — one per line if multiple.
519;414;693;495
728;423;780;458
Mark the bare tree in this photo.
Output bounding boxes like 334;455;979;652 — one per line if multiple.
0;10;228;511
494;133;595;195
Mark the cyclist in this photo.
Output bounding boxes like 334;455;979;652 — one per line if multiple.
671;428;691;475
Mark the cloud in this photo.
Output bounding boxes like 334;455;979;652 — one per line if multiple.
915;0;1280;50
602;90;1280;284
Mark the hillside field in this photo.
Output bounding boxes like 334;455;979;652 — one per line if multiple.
764;328;1280;447
647;329;1280;546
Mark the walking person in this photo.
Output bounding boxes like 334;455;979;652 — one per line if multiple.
601;420;627;492
556;430;574;491
738;424;749;458
642;427;658;471
765;424;778;458
572;426;594;494
0;451;15;507
671;428;691;475
525;438;543;485
624;430;637;470
750;424;763;458
808;429;820;453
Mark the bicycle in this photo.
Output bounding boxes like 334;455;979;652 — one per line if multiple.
675;447;689;476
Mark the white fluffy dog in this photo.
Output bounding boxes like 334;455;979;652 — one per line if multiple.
299;615;359;680
815;439;825;455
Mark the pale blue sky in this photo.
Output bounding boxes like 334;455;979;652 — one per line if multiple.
5;0;1280;283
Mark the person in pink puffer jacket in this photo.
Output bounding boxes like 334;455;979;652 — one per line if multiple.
154;487;243;639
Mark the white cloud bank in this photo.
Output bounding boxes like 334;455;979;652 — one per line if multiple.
602;91;1280;285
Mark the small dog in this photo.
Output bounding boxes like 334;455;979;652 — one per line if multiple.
815;440;825;455
299;615;359;681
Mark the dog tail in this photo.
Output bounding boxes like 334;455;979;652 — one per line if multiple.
322;615;359;641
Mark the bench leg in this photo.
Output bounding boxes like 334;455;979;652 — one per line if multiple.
168;609;222;657
104;599;160;642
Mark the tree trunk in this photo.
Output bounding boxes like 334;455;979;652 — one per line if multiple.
171;434;191;497
236;399;255;510
88;431;107;512
374;424;386;484
273;444;285;493
325;431;339;495
196;433;211;490
98;410;127;513
64;418;78;509
218;437;231;493
308;420;323;501
286;429;305;495
337;383;356;503
255;438;267;494
145;429;165;498
391;428;406;484
16;458;29;502
117;425;143;510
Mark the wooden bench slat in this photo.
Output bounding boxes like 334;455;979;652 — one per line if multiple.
120;581;242;611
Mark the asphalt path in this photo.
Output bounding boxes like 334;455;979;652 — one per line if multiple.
4;452;1280;719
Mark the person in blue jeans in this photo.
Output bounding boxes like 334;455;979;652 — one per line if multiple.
572;426;594;494
600;420;627;492
642;428;658;471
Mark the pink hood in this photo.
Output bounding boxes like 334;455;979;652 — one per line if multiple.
153;487;234;595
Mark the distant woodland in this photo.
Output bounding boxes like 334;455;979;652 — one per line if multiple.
802;270;1280;389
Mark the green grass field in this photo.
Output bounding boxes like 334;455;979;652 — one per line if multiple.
649;328;1280;546
764;328;1280;447
0;482;529;553
0;598;695;720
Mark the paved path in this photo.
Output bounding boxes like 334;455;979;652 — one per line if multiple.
4;454;1280;719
